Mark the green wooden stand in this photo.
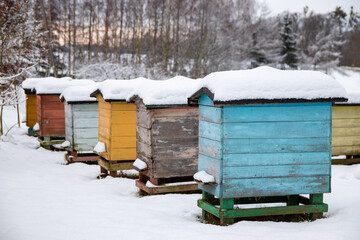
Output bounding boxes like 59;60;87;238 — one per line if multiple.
198;191;328;226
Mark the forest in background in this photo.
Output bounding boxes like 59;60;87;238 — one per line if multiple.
1;0;360;82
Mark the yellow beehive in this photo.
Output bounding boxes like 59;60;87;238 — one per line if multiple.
26;93;37;127
332;105;360;157
96;93;137;162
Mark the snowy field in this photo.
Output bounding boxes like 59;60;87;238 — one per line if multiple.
1;73;360;240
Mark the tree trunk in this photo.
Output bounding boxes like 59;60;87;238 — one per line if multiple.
117;0;124;62
73;0;77;72
68;0;72;75
88;0;92;61
162;0;171;72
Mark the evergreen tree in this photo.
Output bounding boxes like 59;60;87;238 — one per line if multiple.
280;13;299;69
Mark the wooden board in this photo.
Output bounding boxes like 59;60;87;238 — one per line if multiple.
98;157;134;171
135;179;199;195
97;95;112;160
26;94;37;127
332;105;360;156
135;100;199;179
37;94;65;137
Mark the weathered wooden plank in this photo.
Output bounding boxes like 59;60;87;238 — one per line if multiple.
223;203;328;218
332;118;360;128
74;127;98;139
223;164;330;179
74;139;98;151
332;146;360;156
199;105;222;124
199;120;222;141
223;103;331;122
198;184;221;198
223;121;330;139
332;136;360;146
332;127;360;137
198;154;221;183
152;117;198;139
136;125;152;146
153;145;198;160
153;158;198;178
98;157;134;170
136;180;199;195
333;105;360;119
222;176;330;198
73;110;98;120
136;107;152;129
136;141;152;159
73;117;98;129
223;152;330;167
223;138;330;154
152;137;198;147
199;94;215;106
199;137;222;159
72;103;98;112
152;106;198;118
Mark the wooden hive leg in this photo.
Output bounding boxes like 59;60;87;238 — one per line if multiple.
287;195;299;206
202;191;215;222
100;166;108;178
109;171;117;177
219;198;234;226
310;194;323;221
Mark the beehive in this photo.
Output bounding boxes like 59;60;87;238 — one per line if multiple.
189;67;347;225
60;84;99;163
331;73;360;164
90;79;146;176
130;77;200;194
22;77;71;135
34;79;94;148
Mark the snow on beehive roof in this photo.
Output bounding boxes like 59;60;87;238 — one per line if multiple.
35;79;95;95
22;77;72;92
189;66;348;104
60;83;98;103
90;78;149;101
332;70;360;104
129;76;200;106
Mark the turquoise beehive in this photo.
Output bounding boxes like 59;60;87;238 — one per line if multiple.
189;67;348;225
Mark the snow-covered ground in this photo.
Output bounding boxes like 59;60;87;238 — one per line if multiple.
1;71;360;240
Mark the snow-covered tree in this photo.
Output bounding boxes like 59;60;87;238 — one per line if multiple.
308;29;344;73
0;0;44;134
280;13;299;69
249;6;281;68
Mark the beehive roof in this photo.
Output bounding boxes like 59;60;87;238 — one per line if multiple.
129;76;200;107
90;78;148;101
22;77;72;93
35;79;95;95
60;83;98;103
189;66;348;105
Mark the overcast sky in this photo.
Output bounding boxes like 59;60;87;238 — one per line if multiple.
261;0;359;15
